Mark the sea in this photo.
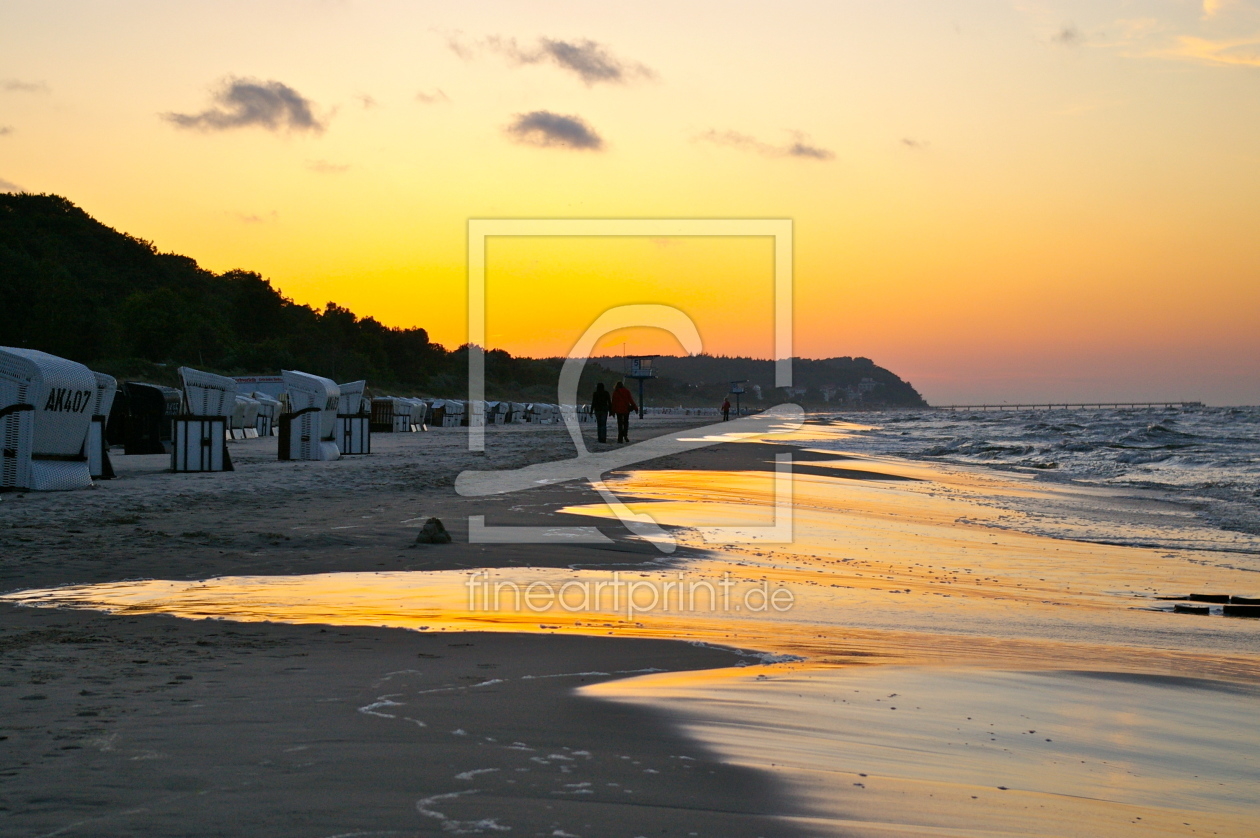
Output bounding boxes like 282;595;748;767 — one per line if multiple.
809;405;1260;563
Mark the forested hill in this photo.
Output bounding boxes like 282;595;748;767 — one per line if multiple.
608;355;926;408
0;193;926;407
0;193;457;388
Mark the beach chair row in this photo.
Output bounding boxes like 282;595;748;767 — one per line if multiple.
0;347;377;488
1;346;595;491
368;399;568;429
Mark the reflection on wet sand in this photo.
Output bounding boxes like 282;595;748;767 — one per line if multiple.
587;665;1260;836
4;426;1259;835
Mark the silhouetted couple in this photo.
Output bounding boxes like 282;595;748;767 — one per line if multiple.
591;381;637;444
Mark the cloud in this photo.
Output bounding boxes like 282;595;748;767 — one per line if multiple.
416;88;450;104
697;129;835;161
446;32;476;60
354;93;379;109
1052;24;1084;46
1164;34;1260;67
232;210;278;224
2;79;48;93
163;78;326;133
786;136;835;160
452;35;654;85
0;126;12;137
1203;0;1227;18
505;111;604;150
307;159;350;174
901;137;928;150
0;176;23;193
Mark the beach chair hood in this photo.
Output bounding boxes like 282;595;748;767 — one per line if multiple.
0;346;97;491
179;367;238;418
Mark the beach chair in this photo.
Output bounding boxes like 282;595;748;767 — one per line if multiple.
405;398;430;431
370;396;398;433
0;347;97;492
424;399;445;429
173;367;237;473
105;387;128;454
85;371;117;480
229;396;246;440
252;392;281;437
442;399;465;427
279;370;341;461
337;380;370;455
122;382;182;455
228;395;261;440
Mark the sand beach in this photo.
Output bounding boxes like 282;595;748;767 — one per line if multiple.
2;413;1258;836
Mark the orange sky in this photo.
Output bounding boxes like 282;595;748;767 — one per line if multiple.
2;1;1258;403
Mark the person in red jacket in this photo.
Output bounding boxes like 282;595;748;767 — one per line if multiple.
721;397;731;421
611;381;638;443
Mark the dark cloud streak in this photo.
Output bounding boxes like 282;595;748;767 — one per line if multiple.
506;111;604;150
453;35;654;85
163;78;326;134
2;79;49;93
698;129;834;161
0;176;22;193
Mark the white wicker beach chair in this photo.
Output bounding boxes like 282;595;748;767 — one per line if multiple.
405;398;430;431
0;347;96;491
280;370;341;460
442;399;465;427
337;380;370;454
172;367;237;472
240;396;262;439
84;371;117;479
252;392;281;436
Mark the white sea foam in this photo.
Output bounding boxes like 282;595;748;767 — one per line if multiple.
455;768;500;781
357;697;404;719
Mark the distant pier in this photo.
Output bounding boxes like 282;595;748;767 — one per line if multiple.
932;401;1204;412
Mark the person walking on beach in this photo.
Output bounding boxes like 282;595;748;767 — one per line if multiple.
590;382;612;443
611;381;637;443
721;397;731;421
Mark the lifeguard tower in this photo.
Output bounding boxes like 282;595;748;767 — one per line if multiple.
626;355;659;419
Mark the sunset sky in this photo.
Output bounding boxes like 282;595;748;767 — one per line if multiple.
2;0;1258;404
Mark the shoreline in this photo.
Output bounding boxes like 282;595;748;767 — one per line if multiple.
4;415;1259;835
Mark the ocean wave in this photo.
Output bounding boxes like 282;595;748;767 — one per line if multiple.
808;405;1260;550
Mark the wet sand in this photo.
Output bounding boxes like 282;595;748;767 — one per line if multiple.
4;417;1260;835
1;606;801;837
589;666;1260;836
